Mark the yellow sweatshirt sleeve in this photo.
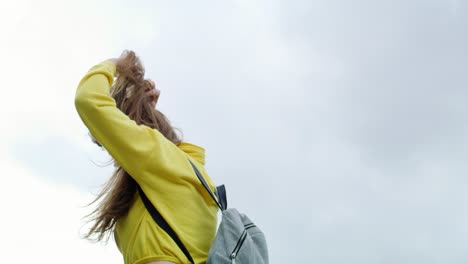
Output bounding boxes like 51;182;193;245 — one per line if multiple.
74;61;178;182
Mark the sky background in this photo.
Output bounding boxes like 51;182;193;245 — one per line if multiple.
0;0;467;263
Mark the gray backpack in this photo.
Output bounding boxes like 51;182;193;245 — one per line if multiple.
138;159;269;264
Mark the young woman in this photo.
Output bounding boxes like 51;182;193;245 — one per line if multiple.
75;51;218;264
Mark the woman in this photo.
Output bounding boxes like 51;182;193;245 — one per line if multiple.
75;51;218;264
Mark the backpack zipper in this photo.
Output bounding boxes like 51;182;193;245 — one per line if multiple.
230;223;257;263
230;231;247;263
244;223;256;230
230;232;245;263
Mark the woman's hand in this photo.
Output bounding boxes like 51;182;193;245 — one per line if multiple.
107;57;123;68
107;53;128;69
107;57;123;78
108;54;160;108
145;79;160;108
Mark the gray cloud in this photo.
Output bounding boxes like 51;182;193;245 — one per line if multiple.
140;1;468;263
11;129;114;193
14;0;468;262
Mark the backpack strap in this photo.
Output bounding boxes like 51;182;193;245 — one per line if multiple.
188;159;227;211
216;185;228;211
136;159;225;264
137;186;194;264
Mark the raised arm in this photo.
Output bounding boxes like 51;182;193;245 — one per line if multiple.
74;61;175;180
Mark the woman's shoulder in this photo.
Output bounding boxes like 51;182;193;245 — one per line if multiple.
177;141;206;165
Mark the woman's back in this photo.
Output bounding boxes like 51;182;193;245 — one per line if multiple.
115;142;218;264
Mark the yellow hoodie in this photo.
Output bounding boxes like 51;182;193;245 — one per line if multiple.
75;61;218;264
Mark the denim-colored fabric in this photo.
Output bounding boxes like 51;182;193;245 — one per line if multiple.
207;208;269;264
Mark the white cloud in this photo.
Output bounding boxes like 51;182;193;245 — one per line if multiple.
0;1;126;261
2;0;468;263
0;154;121;263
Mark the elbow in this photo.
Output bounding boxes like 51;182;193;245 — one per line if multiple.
74;92;93;114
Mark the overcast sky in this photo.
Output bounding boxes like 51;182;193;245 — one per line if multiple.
1;0;467;263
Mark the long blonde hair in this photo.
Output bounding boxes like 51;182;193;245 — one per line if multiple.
84;50;182;242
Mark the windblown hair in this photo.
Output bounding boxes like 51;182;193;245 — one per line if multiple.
84;50;182;242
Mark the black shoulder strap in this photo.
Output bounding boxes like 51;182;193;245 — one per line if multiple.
137;186;194;264
188;159;227;211
136;159;227;264
216;185;227;211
